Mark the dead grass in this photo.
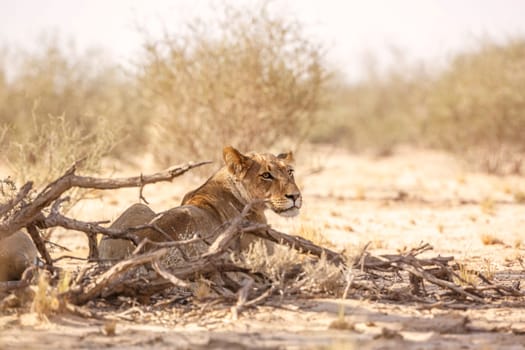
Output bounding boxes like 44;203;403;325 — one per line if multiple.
192;277;213;301
312;38;525;174
482;258;496;281
3;114;115;209
295;224;334;248
480;233;505;246
480;198;496;215
30;273;59;318
514;190;525;203
102;320;117;336
453;263;478;287
239;240;344;295
137;2;327;165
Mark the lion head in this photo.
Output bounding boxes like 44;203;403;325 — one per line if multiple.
223;146;302;217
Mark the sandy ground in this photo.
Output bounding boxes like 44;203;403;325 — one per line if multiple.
1;145;525;349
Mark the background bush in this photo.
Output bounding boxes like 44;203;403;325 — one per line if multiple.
137;3;327;165
422;39;525;173
314;38;525;174
1;2;524;183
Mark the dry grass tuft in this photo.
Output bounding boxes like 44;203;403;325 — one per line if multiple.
29;270;71;319
453;263;478;287
482;258;496;281
302;253;345;293
192;277;214;301
480;233;505;246
514;191;525;204
241;241;303;285
480;198;496;215
31;272;60;318
295;224;334;248
240;240;343;295
328;318;356;331
369;239;386;250
103;320;117;336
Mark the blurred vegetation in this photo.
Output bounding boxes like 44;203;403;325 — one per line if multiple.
314;39;525;174
137;3;327;165
0;3;327;189
1;1;524;186
0;38;150;188
422;40;525;173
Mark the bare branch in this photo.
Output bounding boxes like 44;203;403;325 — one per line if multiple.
151;259;190;288
67;248;170;305
0;161;211;241
26;224;53;266
398;262;485;303
246;225;346;266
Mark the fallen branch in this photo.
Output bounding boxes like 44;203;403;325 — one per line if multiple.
66;207;252;304
247;226;345;266
26;224;53;266
67;248;170;305
351;242;525;305
151;259;190;288
0;160;211;241
398;262;485;303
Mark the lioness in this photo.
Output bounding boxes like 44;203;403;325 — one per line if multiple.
0;146;301;281
0;230;38;282
99;146;302;260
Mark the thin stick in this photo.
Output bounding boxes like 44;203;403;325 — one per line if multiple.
26;224;53;266
398;263;485;303
67;248;169;304
151;259;190;288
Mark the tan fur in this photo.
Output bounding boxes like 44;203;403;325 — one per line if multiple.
0;230;38;281
98;203;156;260
99;146;302;260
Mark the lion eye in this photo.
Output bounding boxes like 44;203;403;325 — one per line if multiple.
288;169;294;176
261;172;273;180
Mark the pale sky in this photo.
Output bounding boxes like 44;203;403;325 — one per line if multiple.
1;0;524;80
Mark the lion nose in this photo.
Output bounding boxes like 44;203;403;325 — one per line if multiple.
285;193;301;202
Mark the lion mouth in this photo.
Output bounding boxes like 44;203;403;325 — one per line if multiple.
272;206;300;217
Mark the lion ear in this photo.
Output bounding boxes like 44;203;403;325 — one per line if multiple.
223;146;251;176
277;151;294;164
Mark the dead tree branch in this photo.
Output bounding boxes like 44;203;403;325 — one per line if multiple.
352;242;525;305
0;161;211;241
26;224;53;266
247;226;345;266
67;248;170;305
